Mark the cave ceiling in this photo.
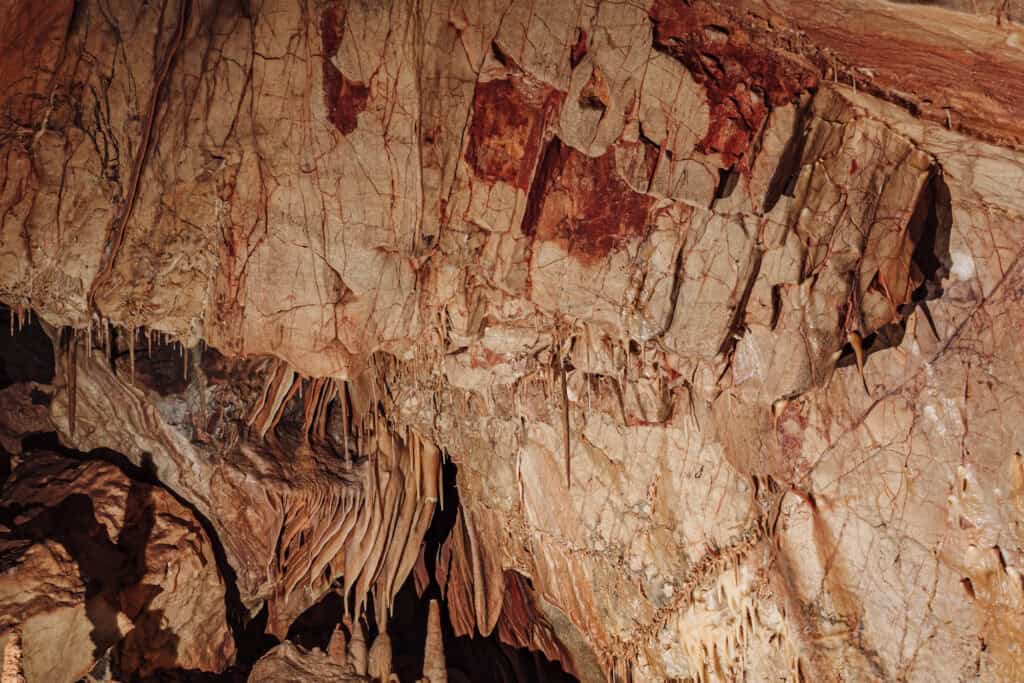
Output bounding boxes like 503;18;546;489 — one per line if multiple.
2;0;1024;681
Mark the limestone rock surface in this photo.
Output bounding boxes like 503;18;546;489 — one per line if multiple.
2;0;1024;680
0;452;235;681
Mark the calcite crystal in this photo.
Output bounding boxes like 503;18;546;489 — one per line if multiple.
2;0;1024;680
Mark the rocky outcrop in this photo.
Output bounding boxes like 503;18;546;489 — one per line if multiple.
3;0;1024;680
0;452;234;681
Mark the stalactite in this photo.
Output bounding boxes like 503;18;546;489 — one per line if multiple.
423;599;447;683
436;506;504;638
358;462;402;620
301;377;323;438
248;361;299;439
847;330;869;395
413;547;431;597
378;486;417;618
313;380;335;443
308;490;357;587
343;465;380;615
338;379;350;458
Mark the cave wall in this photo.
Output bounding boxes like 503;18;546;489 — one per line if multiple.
3;0;1024;680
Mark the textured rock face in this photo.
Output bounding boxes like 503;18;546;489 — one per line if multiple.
0;452;234;681
2;0;1024;681
247;641;362;682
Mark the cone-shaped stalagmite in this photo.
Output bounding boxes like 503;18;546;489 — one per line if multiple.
348;617;368;675
327;623;347;665
423;599;447;683
367;627;393;681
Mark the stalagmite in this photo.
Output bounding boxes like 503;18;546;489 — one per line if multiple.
347;617;368;676
367;626;393;681
327;624;348;665
1;632;25;683
423;600;447;683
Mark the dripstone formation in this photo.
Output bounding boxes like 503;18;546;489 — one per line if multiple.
1;0;1024;680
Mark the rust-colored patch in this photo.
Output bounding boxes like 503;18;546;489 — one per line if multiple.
320;5;368;135
570;28;588;68
469;347;509;369
774;399;813;482
323;67;369;135
320;4;345;58
521;139;654;265
465;76;562;190
649;0;817;169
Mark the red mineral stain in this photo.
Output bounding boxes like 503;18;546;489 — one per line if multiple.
649;0;818;170
465;76;562;190
520;138;654;265
320;5;345;58
320;5;368;135
776;399;809;467
570;28;589;68
469;347;508;369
